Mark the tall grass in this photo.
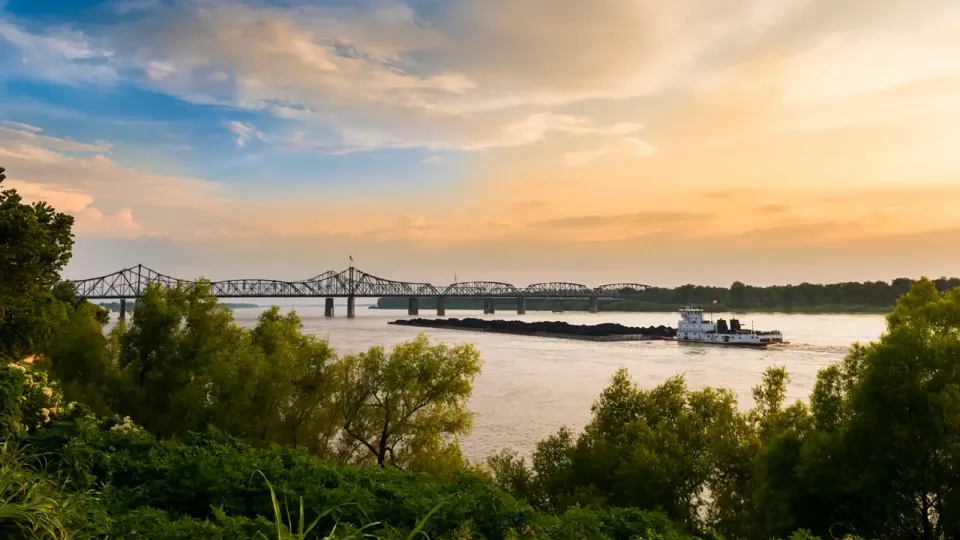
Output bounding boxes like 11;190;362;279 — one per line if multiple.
0;442;71;539
257;470;442;540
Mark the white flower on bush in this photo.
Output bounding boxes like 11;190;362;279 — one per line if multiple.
111;416;141;433
2;359;64;432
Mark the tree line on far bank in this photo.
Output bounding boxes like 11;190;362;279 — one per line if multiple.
4;163;960;539
374;277;960;313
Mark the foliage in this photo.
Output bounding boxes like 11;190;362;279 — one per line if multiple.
336;335;481;475
503;368;752;530
11;406;695;539
49;282;483;476
0;360;65;439
485;278;960;540
0;442;102;540
0;167;77;361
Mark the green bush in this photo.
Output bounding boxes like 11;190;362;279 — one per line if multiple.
18;407;695;539
0;360;64;439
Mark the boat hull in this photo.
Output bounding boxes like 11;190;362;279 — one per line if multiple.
673;338;786;348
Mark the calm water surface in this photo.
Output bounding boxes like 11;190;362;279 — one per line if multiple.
225;305;886;463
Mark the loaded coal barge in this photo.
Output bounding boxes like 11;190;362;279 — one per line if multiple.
389;318;675;342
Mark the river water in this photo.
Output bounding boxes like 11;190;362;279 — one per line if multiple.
224;305;887;463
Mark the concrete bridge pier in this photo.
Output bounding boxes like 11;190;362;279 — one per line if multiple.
119;298;127;322
516;297;526;315
324;297;335;317
408;297;419;316
347;296;356;318
552;299;564;313
588;296;599;313
437;296;446;317
483;298;496;314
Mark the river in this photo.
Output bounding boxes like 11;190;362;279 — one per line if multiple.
224;305;887;463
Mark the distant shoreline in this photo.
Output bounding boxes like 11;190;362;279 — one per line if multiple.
370;304;892;315
97;301;260;312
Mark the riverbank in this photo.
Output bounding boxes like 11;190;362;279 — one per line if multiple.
389;317;676;341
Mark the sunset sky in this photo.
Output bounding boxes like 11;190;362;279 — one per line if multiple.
2;0;960;287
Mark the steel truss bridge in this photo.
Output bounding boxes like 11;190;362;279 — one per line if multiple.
69;265;651;316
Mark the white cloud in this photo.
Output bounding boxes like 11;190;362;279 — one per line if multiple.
145;60;177;80
0;122;222;238
622;137;657;157
0;121;43;133
421;155;443;164
0;17;117;84
564;149;609;166
223;121;264;148
3;0;960;155
563;137;656;165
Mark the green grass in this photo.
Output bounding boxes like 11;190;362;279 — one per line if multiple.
0;442;75;539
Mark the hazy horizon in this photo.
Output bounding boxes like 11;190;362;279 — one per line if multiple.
3;0;960;287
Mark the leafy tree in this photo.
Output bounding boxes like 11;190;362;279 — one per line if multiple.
747;278;960;540
231;306;340;455
506;368;752;531
109;282;346;458
0;166;75;361
488;449;540;506
47;304;120;417
728;281;747;308
831;278;960;539
337;334;481;475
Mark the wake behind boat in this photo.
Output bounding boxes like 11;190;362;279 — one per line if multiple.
674;305;785;347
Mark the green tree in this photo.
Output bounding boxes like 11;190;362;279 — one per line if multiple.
111;282;344;456
47;303;121;416
516;368;751;531
728;281;747;308
337;334;481;475
0;166;75;361
750;278;960;540
836;279;960;539
230;306;340;455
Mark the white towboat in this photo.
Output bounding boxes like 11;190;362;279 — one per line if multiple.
675;305;784;347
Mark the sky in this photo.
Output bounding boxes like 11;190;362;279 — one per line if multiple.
2;0;960;287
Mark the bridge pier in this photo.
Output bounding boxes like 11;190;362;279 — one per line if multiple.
324;297;335;317
517;297;526;315
119;298;127;322
437;296;445;317
408;297;419;316
588;296;599;313
483;298;495;314
347;296;355;318
552;299;564;313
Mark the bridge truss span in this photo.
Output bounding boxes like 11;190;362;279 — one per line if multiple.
71;265;191;299
523;282;594;299
442;281;520;297
351;270;441;297
595;283;651;296
68;265;653;301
